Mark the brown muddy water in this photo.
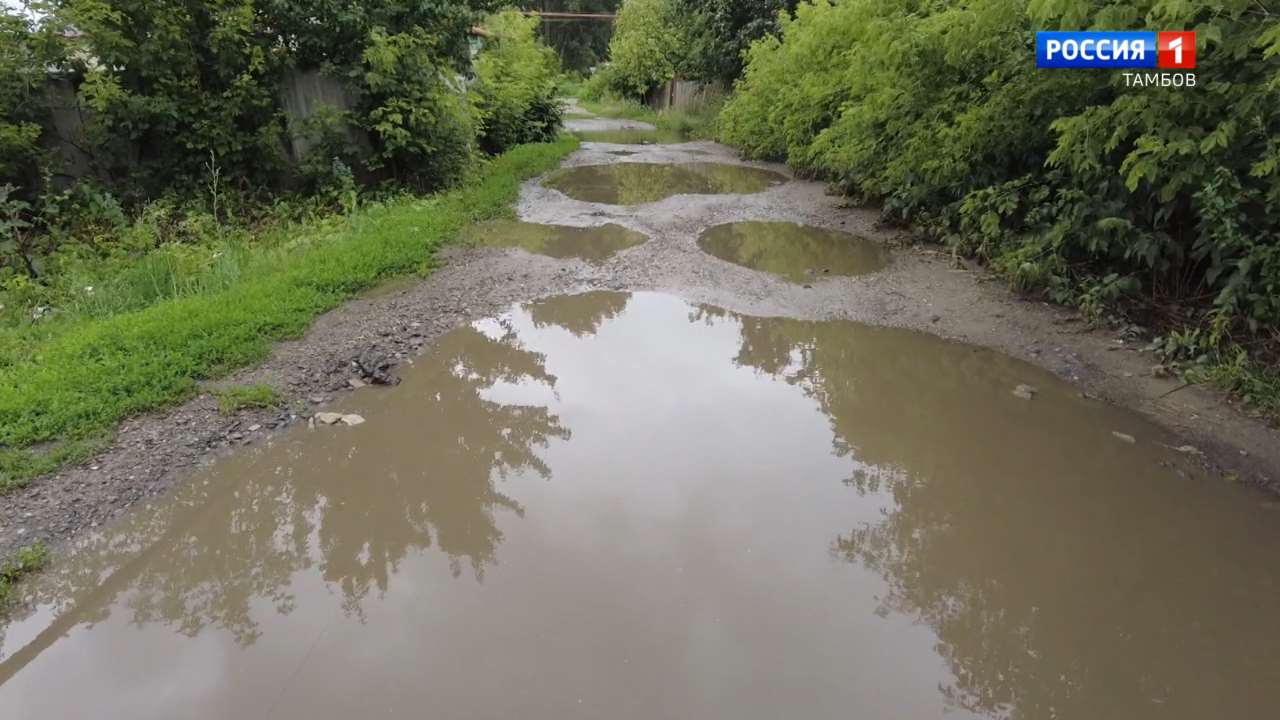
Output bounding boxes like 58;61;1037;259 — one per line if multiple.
462;220;647;262
3;291;1279;719
544;162;788;204
699;220;889;282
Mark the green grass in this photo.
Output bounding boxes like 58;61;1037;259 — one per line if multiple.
1185;346;1280;421
577;95;722;141
0;138;579;490
0;542;48;606
215;384;283;415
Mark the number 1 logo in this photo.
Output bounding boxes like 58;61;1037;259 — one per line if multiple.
1157;31;1196;69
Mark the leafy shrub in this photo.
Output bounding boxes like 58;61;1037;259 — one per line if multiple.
603;0;681;99
360;27;478;193
672;0;797;84
721;0;1280;340
0;9;59;201
470;11;563;155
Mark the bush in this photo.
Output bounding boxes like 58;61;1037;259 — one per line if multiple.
721;0;1280;341
603;0;681;99
0;10;57;202
470;11;564;155
672;0;797;85
361;26;478;192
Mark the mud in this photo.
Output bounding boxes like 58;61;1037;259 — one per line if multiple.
2;291;1278;718
544;162;788;205
462;220;647;262
698;220;888;282
2;102;1280;711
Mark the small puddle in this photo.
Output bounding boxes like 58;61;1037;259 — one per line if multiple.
3;292;1280;719
698;221;888;282
574;128;689;144
461;220;646;262
545;162;788;204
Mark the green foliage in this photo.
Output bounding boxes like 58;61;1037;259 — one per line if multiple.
63;0;289;200
672;0;796;84
361;26;477;191
215;384;283;414
602;0;681;99
0;542;48;605
721;0;1280;342
0;138;578;483
522;0;619;73
470;11;563;155
0;8;58;199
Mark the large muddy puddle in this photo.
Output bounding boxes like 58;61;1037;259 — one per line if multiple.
545;162;787;204
462;220;647;262
3;292;1279;718
699;220;889;281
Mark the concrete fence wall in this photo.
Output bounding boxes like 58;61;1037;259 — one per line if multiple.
647;78;725;112
41;77;94;189
37;69;371;185
279;69;370;164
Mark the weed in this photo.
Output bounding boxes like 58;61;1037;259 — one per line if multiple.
215;384;283;415
0;542;48;606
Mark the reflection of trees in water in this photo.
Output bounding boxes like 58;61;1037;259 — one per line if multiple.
0;323;570;668
465;221;645;262
314;325;569;611
713;308;1280;719
548;163;783;204
698;221;885;282
527;291;630;337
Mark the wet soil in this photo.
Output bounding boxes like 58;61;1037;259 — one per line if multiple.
698;220;888;282
2;102;1280;710
2;291;1278;718
462;220;647;262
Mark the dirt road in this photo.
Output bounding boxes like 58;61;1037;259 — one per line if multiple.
1;103;1276;561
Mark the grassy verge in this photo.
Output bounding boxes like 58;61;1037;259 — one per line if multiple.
576;95;721;140
0;543;48;606
0;138;579;491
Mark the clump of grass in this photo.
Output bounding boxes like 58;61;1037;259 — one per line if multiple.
0;542;49;606
0;138;579;487
0;439;103;495
1184;346;1280;422
215;384;283;415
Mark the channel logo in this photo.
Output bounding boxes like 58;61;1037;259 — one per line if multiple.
1037;31;1195;69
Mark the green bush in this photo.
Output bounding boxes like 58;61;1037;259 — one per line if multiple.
672;0;797;85
470;11;563;155
361;26;478;192
0;10;57;202
721;0;1280;342
603;0;681;99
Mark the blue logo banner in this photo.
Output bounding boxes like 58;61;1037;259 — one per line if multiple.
1036;31;1157;69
